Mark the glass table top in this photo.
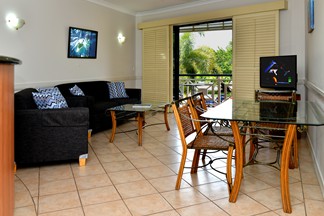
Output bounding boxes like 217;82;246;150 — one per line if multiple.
201;99;324;126
107;102;169;112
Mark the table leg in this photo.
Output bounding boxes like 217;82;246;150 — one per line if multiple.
228;121;243;203
109;110;117;143
136;112;145;146
164;104;170;131
280;124;296;213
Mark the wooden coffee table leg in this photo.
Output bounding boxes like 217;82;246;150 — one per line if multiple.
109;110;117;143
164;104;170;131
136;112;144;146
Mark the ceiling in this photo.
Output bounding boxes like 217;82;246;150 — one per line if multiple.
87;0;227;15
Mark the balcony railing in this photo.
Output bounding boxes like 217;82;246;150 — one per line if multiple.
179;74;232;104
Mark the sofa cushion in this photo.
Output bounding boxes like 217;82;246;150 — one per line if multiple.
107;82;129;99
36;87;69;108
32;92;68;109
69;85;85;96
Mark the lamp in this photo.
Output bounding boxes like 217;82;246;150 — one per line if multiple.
6;14;25;30
117;33;126;44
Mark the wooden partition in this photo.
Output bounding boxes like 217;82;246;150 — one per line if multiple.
0;56;21;216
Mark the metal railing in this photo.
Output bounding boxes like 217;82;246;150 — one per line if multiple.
179;74;232;104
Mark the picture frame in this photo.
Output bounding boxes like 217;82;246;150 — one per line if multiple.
68;27;98;58
308;0;314;33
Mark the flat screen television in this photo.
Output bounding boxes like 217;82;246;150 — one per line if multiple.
260;55;297;90
68;27;98;58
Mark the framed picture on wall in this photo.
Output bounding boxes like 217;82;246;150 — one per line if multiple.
68;27;98;58
308;0;314;33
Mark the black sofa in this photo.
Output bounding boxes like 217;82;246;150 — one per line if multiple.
56;81;141;134
14;88;89;166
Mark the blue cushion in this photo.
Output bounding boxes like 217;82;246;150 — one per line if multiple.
69;85;85;96
107;82;129;99
33;87;68;109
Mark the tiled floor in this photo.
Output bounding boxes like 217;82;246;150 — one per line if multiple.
14;112;324;216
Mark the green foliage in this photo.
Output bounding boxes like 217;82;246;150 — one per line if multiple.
179;32;232;77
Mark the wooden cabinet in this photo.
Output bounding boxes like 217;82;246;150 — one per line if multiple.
0;56;21;216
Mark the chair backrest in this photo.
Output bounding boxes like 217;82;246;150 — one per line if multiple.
189;92;210;133
172;97;197;145
255;90;297;102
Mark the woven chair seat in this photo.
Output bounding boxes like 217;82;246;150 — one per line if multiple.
188;135;234;150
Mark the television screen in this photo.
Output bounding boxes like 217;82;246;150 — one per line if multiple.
260;55;297;90
68;27;98;58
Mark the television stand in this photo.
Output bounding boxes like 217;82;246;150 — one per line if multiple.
255;90;298;102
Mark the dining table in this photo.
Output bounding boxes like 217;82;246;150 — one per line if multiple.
201;98;324;213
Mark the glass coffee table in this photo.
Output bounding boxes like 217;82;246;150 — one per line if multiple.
106;103;170;146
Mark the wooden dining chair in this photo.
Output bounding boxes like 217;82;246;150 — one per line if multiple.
249;90;298;168
172;97;235;191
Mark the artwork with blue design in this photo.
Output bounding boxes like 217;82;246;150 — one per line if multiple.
68;27;98;58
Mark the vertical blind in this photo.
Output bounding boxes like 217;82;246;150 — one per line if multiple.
142;26;171;103
232;11;279;100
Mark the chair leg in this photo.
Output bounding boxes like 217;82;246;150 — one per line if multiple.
191;149;201;174
202;149;207;160
176;150;187;190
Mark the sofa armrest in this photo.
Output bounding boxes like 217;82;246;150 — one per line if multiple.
14;107;89;165
126;88;141;101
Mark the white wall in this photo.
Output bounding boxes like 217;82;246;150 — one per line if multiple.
306;0;324;195
0;0;136;90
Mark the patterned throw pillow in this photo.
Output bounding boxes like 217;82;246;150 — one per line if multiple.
107;82;129;99
69;84;85;96
33;87;68;109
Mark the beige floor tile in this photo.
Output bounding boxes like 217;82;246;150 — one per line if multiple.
96;152;128;163
39;179;76;196
91;143;121;155
115;180;158;198
144;146;179;157
300;170;320;185
71;163;105;178
102;160;135;173
13;121;322;216
156;154;183;164
38;191;81;214
247;187;302;211
124;193;173;215
83;200;132;216
129;157;164;168
108;169;145;184
256;212;281;216
239;174;273;193
302;199;324;216
14;205;37;216
74;173;112;190
15;190;35;208
40;164;73;183
79;186;121;206
148;210;180;216
161;187;209;209
195;181;229;200
303;184;324;201
38;207;84;216
177;202;228;216
149;176;191;192
181;170;221;186
138;165;176;179
214;194;269;216
275;203;306;216
123;150;154;160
